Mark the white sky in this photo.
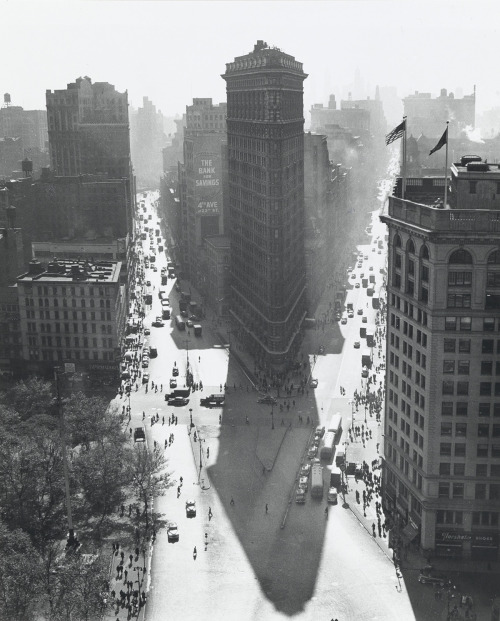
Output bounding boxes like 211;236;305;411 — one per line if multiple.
3;0;500;122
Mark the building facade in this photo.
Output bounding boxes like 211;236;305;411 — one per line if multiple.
17;258;126;383
177;98;227;285
46;77;131;179
403;88;476;139
223;41;307;365
380;156;500;561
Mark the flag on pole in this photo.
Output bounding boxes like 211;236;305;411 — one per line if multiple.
429;127;448;155
385;119;406;146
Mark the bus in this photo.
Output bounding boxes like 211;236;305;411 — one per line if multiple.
175;315;186;330
311;464;324;499
362;349;372;368
366;326;375;347
320;432;336;461
329;413;342;443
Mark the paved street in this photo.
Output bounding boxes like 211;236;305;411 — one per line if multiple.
114;183;498;621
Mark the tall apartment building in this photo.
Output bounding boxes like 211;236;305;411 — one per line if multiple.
403;88;476;139
177;98;227;285
17;258;126;383
223;41;307;365
130;96;166;187
46;77;131;179
380;155;500;561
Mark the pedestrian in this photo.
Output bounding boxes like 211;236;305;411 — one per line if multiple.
265;503;268;514
230;497;234;505
207;447;209;459
208;507;212;520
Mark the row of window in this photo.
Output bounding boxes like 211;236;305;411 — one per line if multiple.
438;482;500;500
25;311;112;322
441;402;500;417
26;285;114;297
38;349;116;362
441;422;500;437
440;443;500;457
440;462;500;477
389;315;428;347
40;336;114;349
390;294;428;326
27;322;113;334
31;297;112;309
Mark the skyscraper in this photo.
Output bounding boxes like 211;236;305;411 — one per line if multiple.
223;41;307;365
381;156;500;561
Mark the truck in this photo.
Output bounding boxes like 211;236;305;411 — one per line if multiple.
320;432;336;461
200;393;225;407
369;274;375;284
173;387;191;398
360;325;367;338
330;465;342;489
346;301;353;312
162;307;171;320
181;291;191;304
310;464;324;499
329;413;343;441
161;275;168;285
179;299;188;313
362;278;368;288
193;324;202;337
362;348;372;368
372;296;380;309
175;315;186;330
367;287;374;296
335;449;345;467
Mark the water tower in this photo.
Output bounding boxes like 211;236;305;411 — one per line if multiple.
3;93;11;107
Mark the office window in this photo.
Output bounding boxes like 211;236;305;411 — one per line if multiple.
452;483;464;499
457;382;469;395
478;424;490;437
442;402;453;416
480;382;492;396
483;339;494;354
482;361;493;375
438;483;450;498
479;403;490;417
445;317;457;331
484;318;495;332
443;360;455;374
476;464;488;477
457;361;470;375
460;317;471;331
454;463;465;476
455;444;466;457
459;339;470;353
441;423;452;435
442;381;454;395
455;423;467;437
477;444;489;457
491;484;500;500
456;402;468;417
444;339;456;353
440;443;452;456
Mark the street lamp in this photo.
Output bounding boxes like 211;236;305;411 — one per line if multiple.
271;403;275;430
54;365;79;548
189;408;193;428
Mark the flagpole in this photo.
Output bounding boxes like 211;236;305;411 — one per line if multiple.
402;116;407;200
444;121;449;207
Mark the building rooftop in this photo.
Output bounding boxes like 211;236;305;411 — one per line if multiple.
224;40;305;75
204;235;230;249
18;259;121;283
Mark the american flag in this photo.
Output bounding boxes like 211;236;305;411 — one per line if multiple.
385;119;406;146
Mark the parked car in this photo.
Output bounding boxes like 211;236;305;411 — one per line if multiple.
299;476;309;491
310;378;318;388
300;463;311;477
327;487;338;504
341;317;347;325
361;367;369;378
418;573;450;587
354;341;360;349
295;488;306;504
357;308;363;315
185;500;196;518
308;445;318;459
315;426;325;438
348;310;354;318
170;378;177;388
168;396;189;407
355;282;360;288
144;328;150;335
167;523;179;542
142;373;150;385
362;316;368;323
172;367;179;377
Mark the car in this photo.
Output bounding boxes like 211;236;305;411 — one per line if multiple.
418;573;450;587
308;446;318;459
141;360;149;368
351;273;356;279
341;317;347;325
313;435;321;447
185;500;196;518
149;347;157;358
378;249;382;254
310;378;318;388
357;263;362;268
355;282;360;288
299;476;309;491
369;266;373;271
172;367;179;377
168;396;189;406
364;255;368;260
347;266;353;273
146;280;151;286
335;312;341;320
348;311;354;318
357;308;363;315
362;316;367;323
186;320;193;328
153;266;158;272
167;523;179;542
300;463;311;477
133;427;146;442
327;487;338;504
354;462;364;477
180;310;188;317
169;378;177;388
361;368;369;378
144;328;150;335
353;341;360;349
153;319;164;327
257;395;278;405
295;488;306;504
142;373;150;384
372;247;375;252
315;425;325;438
318;345;325;355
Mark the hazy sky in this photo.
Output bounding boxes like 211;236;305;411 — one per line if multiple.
3;0;500;123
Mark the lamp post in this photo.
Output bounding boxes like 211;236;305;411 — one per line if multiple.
54;365;79;548
270;403;275;430
189;408;193;428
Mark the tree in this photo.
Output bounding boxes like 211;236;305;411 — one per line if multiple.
0;520;44;621
128;444;173;534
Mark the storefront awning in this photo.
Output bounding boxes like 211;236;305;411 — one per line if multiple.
401;522;419;543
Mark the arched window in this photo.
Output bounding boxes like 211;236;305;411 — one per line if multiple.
421;245;429;260
394;233;402;248
487;250;500;264
407;239;415;254
449;249;473;265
